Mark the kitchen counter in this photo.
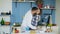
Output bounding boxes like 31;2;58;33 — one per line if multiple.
11;26;58;34
0;26;58;34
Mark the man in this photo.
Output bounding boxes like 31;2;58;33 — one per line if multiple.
21;7;41;32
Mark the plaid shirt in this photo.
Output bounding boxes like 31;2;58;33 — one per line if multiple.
31;15;40;26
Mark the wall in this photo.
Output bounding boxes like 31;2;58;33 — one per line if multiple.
0;0;12;22
56;0;60;34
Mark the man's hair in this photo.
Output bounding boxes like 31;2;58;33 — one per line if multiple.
32;7;38;11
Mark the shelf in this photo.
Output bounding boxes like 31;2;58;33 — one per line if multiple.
0;15;10;16
13;1;35;3
40;8;56;10
12;0;35;2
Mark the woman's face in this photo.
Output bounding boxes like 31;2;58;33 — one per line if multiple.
36;9;40;15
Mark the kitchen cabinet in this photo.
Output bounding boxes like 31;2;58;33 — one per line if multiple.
0;26;11;34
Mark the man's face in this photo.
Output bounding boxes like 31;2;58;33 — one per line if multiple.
31;10;37;15
31;9;40;15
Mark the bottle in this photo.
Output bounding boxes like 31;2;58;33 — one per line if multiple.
1;18;5;25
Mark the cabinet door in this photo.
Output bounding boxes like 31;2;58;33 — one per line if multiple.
0;26;10;34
